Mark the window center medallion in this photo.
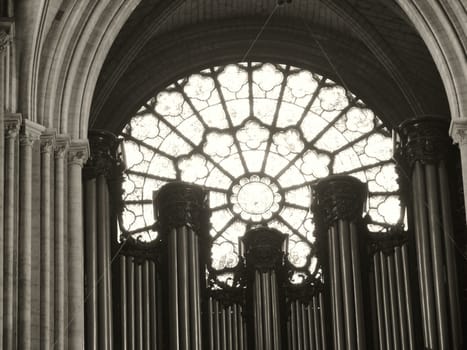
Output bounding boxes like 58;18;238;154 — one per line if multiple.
230;175;282;222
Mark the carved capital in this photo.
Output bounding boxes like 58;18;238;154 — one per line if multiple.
68;140;89;167
20;119;46;147
396;116;451;167
242;227;286;272
313;175;367;228
450;118;467;146
84;130;124;180
4;113;21;140
40;130;56;154
155;182;210;237
0;30;9;52
54;135;70;159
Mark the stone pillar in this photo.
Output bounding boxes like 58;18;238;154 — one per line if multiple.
53;135;69;349
242;227;286;350
39;130;55;350
155;182;209;350
3;113;20;349
83;130;122;350
313;175;367;350
18;120;45;350
0;30;8;346
67;140;89;350
398;117;462;349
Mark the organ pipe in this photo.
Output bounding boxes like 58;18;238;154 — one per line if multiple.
397;117;462;349
155;182;209;350
242;227;286;350
313;175;367;350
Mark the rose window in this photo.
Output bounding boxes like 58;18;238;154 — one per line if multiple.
119;62;401;271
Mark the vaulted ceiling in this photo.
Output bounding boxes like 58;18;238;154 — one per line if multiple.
90;0;449;132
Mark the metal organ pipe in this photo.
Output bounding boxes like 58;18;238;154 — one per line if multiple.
313;175;367;350
398;117;462;349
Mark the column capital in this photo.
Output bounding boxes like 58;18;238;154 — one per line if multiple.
20;119;46;146
54;135;70;159
242;227;286;271
396;116;451;167
85;130;123;179
313;175;367;227
68;139;89;167
449;118;467;145
40;129;56;154
155;182;210;237
4;113;21;139
0;30;8;51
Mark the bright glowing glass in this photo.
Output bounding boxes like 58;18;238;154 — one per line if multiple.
119;62;400;268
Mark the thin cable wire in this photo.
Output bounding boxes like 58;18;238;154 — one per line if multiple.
302;14;467;262
52;238;129;348
241;4;279;62
301;18;352;94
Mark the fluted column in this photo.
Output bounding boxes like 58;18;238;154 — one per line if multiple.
3;113;20;350
18;120;45;349
242;227;286;350
0;30;8;346
39;131;55;350
67;140;89;350
53;135;69;349
83;130;122;350
313;175;367;350
155;182;209;350
398;117;462;349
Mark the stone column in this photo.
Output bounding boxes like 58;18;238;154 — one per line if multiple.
67;140;89;350
398;117;462;349
242;227;286;350
3;113;20;349
0;30;8;345
39;131;55;350
18;120;45;350
53;135;69;349
313;175;367;350
155;182;209;350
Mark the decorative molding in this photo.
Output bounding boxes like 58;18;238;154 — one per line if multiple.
68;139;90;167
449;118;467;145
209;288;245;307
367;227;408;255
40;129;56;154
155;182;210;237
54;135;70;159
313;175;367;228
0;30;9;51
396;116;451;167
0;19;13;52
242;227;286;272
4;113;21;139
84;130;124;180
20;119;46;146
119;237;160;264
286;278;324;303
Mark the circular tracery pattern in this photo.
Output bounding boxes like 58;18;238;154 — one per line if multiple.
119;62;401;270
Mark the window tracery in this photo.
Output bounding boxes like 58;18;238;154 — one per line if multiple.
119;62;401;273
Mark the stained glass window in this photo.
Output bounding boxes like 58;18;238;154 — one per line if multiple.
119;62;401;271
